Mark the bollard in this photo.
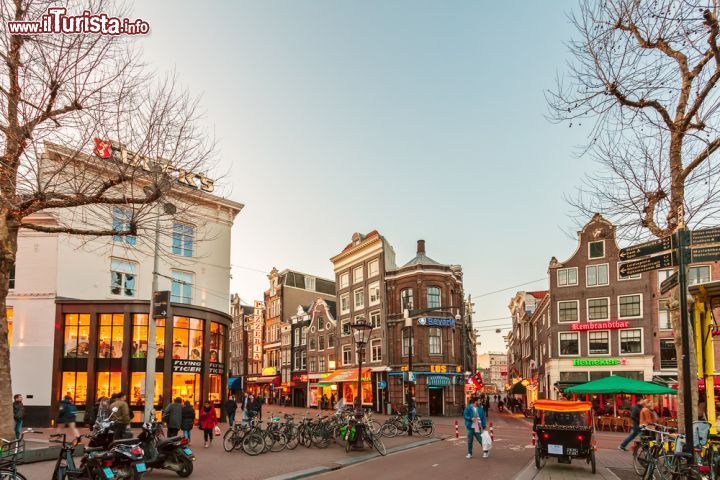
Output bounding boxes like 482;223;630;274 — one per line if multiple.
531;431;536;446
455;419;459;439
490;422;494;441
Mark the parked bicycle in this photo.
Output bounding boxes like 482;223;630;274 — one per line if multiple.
0;428;41;480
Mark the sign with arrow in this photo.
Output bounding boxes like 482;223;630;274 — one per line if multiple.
619;235;673;261
660;271;679;295
690;244;720;263
691;226;720;246
153;290;170;319
619;252;675;277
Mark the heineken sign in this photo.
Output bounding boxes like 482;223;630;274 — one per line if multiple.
573;358;628;367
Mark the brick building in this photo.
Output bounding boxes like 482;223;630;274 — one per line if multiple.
385;240;468;416
228;295;254;387
477;352;508;393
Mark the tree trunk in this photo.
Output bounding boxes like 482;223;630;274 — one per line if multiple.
672;291;699;435
0;210;19;440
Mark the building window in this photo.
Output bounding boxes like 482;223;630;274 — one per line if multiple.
657;269;674;290
340;293;350;313
660;339;677;369
171;270;193;304
339;273;349;289
342;345;352;366
620;329;642;354
328;334;335;348
586;264;609;287
319;356;326;372
589;240;605;259
301;350;307;370
341;320;350;336
353;266;363;284
172;223;194;257
309;357;316;373
689;266;711;285
63;314;91;358
427;287;441;309
619;294;642;318
429;327;442;355
96;371;122;400
98;313;124;358
172;317;204;360
294;351;301;370
370;311;381;328
402;329;414;357
354;289;365;309
557;267;578;287
658;300;672;330
309;337;316;351
588;331;610;355
301;326;307;346
369;282;380;305
294;328;300;346
210;321;225;363
587;298;609;321
61;371;88;404
368;259;379;278
559;332;579;356
318;316;324;331
558;300;579;323
8;264;14;290
110;258;137;297
318;335;325;351
401;289;414;311
112;207;136;246
304;276;316;291
371;339;382;362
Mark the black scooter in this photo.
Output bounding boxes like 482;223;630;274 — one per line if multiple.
137;417;194;477
87;407;147;480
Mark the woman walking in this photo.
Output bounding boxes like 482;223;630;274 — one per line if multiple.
56;395;80;439
199;400;218;448
181;401;195;444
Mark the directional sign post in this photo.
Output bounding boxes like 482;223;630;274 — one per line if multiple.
619;235;673;261
690;245;720;264
691;226;720;246
660;272;679;295
618;251;675;277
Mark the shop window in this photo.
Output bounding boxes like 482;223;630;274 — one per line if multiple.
209;374;222;404
96;371;122;399
171;270;193;304
173;317;203;360
110;259;137;296
172;223;194;257
559;371;588;383
427;287;441;309
660;339;677;369
130;372;163;407
61;371;88;404
172;373;200;408
64;314;91;358
98;314;124;358
210;321;225;363
620;329;642;354
401;289;414;311
112;207;136;246
6;307;13;347
132;315;165;359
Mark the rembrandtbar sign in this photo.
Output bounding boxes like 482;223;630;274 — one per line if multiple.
570;320;630;331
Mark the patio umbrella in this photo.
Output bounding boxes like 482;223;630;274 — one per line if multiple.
564;375;678;395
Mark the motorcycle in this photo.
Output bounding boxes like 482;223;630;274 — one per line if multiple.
87;407;147;480
137;417;195;477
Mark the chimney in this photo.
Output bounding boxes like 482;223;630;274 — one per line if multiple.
417;239;425;255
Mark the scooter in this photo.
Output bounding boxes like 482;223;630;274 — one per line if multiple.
87;407;147;480
137;417;194;477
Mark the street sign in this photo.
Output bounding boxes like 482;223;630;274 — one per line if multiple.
660;271;679;295
691;226;720;246
690;244;720;263
619;252;675;277
153;290;169;318
619;235;673;261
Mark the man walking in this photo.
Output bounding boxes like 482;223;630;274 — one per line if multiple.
224;395;237;427
13;394;24;439
619;398;645;451
110;392;131;439
163;397;183;437
464;396;488;459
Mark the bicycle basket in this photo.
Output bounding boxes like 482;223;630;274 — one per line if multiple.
420;419;433;428
0;439;25;464
340;425;356;441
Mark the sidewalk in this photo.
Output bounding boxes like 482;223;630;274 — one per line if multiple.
515;448;634;480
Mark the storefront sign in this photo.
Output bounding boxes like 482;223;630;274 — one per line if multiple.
430;365;449;373
570;321;630;331
417;317;456;327
173;359;202;373
208;362;224;375
262;367;277;376
572;358;627;367
93;138;215;193
252;301;264;361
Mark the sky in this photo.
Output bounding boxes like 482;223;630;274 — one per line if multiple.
131;0;594;354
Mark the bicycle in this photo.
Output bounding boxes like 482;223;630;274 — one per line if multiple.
0;428;41;480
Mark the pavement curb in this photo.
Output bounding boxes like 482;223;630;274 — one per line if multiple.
265;437;443;480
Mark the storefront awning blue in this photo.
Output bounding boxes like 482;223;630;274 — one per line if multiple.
427;376;451;387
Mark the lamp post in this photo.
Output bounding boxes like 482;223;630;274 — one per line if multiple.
403;309;414;435
143;188;176;422
351;317;372;412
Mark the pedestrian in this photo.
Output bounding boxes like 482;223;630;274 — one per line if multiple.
181;401;195;444
110;392;131;439
641;400;656;427
241;392;249;411
56;395;80;439
321;394;328;410
163;397;183;437
224;395;237;427
330;393;336;410
250;394;263;421
13;394;24;439
199;400;218;448
464;397;487;459
619;398;645;451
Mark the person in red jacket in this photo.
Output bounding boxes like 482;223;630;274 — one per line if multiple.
199;400;218;448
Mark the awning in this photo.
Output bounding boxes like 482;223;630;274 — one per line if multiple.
427;375;451;387
246;376;281;386
323;368;372;383
564;375;677;395
509;382;527;395
229;377;243;391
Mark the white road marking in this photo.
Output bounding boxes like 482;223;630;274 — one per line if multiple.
432;464;439;467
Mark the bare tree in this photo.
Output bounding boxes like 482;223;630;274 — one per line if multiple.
548;0;720;431
0;1;218;439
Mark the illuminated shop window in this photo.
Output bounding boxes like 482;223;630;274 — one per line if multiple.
209;322;225;363
61;371;88;404
98;314;124;358
63;314;91;358
173;317;203;360
172;373;200;408
130;372;163;406
96;371;122;399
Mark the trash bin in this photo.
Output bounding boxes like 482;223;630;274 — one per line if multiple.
386;403;392;415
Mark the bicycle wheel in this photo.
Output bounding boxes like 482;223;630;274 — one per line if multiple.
311;425;330;449
285;426;299;450
270;432;287;452
300;427;313;448
0;469;28;480
242;433;265;456
416;421;434;437
633;444;650;476
262;431;274;453
222;429;237;452
368;433;386;456
369;420;382;435
380;423;398;438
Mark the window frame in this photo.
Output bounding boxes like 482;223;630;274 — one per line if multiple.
342;345;352;366
171;222;194;257
658;299;672;330
339;273;349;289
400;288;414;311
340;293;350;314
586;263;609;287
368;259;379;278
618;293;643;319
427;286;442;310
587;330;610;356
401;329;414;357
370;338;382;363
370;310;381;329
110;258;138;298
341;319;350;337
659;338;677;370
557;300;580;324
171;270;194;304
112;207;137;246
429;327;442;355
558;331;580;357
586;297;610;322
557;267;578;287
354;288;365;310
353;266;363;284
619;328;643;355
688;265;712;285
588;240;605;259
369;281;381;306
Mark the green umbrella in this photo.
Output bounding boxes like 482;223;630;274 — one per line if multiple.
564;375;677;395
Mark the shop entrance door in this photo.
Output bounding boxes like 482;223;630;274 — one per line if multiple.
429;388;443;416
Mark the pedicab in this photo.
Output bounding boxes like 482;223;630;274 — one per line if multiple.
533;400;596;474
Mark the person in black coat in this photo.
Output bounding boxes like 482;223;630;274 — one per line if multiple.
224;395;237;427
181;401;195;444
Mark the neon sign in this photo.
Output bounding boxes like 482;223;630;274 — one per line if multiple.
573;358;627;367
570;320;630;331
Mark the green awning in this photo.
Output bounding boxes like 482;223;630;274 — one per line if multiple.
564;375;678;395
509;382;527;394
427;375;451;387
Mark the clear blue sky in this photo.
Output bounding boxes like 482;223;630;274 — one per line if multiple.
133;0;592;353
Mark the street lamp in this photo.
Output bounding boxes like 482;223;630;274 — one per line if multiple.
351;317;372;412
403;308;414;435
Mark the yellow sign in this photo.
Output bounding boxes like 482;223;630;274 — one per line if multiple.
262;367;277;376
430;365;448;373
456;365;462;373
